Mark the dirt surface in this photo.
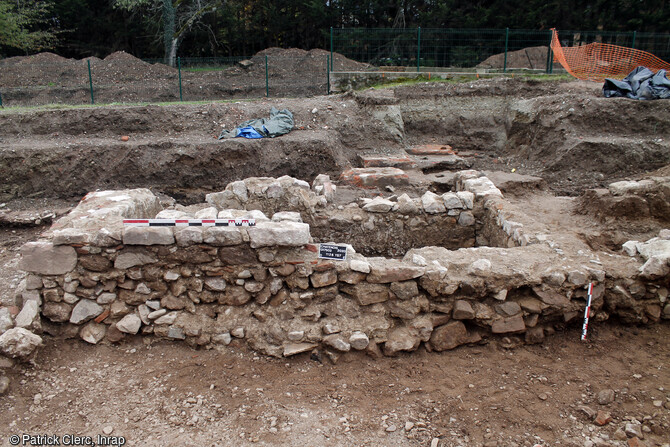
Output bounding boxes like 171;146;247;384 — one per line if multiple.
1;315;669;446
1;74;670;446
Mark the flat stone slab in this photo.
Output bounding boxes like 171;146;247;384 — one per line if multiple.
407;144;456;155
20;242;77;275
339;167;410;189
358;155;417;169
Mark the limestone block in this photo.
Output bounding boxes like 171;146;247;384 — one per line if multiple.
283;342;318;357
271;211;303;223
622;240;638;257
202;227;243;246
123;227;175;245
80;322;106;344
421;191;446;214
442;192;463;209
15;301;40;329
383;327;421;356
0;327;42;360
114;249;158;269
52;228;91;246
349;331;370;350
20;242;77;275
492;314;526;333
367;259;424;283
396;194;419;214
452;300;476;320
205;190;240;210
363;197;395;213
116;314;142;334
323;334;351;352
248;222;311;248
390;281;419;300
430;321;467;351
175;227;204;246
639;256;670;279
458;211;476;226
495;301;522;317
194;207;218;219
217;209;269;222
310;270;338;288
349;259;371;273
70;300;104;324
456;191;475;210
340;283;389;305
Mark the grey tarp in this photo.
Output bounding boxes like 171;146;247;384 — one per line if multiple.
218;107;294;139
603;66;670;100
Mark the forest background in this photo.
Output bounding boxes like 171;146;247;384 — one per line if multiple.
1;0;668;63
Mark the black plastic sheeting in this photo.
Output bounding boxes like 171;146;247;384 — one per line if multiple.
603;66;670;100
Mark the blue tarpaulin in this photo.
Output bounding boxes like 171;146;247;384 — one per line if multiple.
219;107;294;139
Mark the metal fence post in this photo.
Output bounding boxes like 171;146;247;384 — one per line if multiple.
417;27;421;73
546;30;553;74
631;30;637;49
503;28;509;73
265;55;269;98
87;60;94;104
330;27;334;71
178;57;183;101
327;55;330;95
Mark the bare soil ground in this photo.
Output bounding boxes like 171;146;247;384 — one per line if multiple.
1;73;670;446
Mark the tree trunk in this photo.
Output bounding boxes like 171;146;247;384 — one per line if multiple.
163;0;176;65
168;37;179;67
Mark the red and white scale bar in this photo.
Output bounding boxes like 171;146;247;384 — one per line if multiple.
581;282;594;341
123;219;256;227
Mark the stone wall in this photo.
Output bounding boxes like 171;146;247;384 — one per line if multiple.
11;173;670;360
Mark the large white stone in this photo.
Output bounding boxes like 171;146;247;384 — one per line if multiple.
15;300;40;329
396;194;419;214
421;191;446;214
0;327;42;360
52;228;91;246
20;242;77;275
442;192;463;209
248;222;311;248
194;207;218;219
203;227;243;246
622;240;639;257
363;197;395;213
271;211;303;223
637;238;670;261
116;314;142;334
639;256;670;279
609;180;639;196
70;300;104;324
456;191;474;209
49;188;161;235
217;209;269;222
175;227;204;246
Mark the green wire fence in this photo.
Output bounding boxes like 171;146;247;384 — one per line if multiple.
1;28;669;107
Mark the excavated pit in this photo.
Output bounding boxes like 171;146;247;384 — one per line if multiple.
3;78;670;360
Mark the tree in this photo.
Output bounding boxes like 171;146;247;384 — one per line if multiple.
0;0;57;54
115;0;220;66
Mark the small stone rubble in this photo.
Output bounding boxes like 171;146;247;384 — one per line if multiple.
7;172;669;360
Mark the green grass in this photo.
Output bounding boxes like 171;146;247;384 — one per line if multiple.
183;66;234;72
363;72;574;90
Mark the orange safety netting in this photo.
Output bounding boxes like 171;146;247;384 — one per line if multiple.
550;28;670;82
